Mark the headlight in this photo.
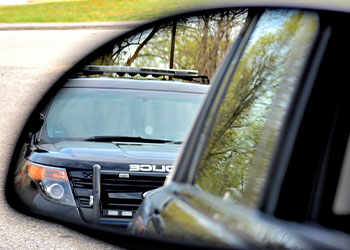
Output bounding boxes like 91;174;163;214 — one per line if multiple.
26;161;76;207
46;183;65;200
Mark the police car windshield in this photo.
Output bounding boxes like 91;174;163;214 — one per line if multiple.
40;87;204;143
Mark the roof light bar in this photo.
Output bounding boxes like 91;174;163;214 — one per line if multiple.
81;65;209;84
83;65;199;77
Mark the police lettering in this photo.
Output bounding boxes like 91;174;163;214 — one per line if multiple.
129;164;173;173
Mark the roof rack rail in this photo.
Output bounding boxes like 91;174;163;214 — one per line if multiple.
82;65;209;84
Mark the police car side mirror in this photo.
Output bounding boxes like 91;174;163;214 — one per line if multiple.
27;112;45;138
4;5;249;249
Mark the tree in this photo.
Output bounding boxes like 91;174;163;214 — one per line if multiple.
195;11;319;200
90;9;248;81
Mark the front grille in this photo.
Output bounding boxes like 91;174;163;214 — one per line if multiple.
69;170;166;220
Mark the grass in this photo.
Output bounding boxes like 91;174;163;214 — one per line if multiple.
0;0;207;23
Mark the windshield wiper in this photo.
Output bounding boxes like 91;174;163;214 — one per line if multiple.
84;136;173;144
166;141;183;144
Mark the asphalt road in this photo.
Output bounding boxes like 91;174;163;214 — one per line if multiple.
0;28;128;249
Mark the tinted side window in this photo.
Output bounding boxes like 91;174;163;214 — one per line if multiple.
194;10;319;207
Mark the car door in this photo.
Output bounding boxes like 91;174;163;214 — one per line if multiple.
133;8;350;249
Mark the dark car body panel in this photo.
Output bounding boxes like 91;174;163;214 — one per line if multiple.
15;140;179;226
64;78;209;94
30;141;179;170
134;183;350;249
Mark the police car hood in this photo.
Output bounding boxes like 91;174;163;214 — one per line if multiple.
30;141;180;170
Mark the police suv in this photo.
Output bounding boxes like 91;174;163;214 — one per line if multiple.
14;66;209;228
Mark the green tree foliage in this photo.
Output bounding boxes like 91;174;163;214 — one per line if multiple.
91;9;248;81
195;11;319;202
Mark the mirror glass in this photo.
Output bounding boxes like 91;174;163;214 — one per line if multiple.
9;8;249;232
128;8;325;249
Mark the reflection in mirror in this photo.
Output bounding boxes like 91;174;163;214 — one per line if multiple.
195;10;319;207
10;8;248;232
126;9;322;249
90;9;247;81
182;10;319;247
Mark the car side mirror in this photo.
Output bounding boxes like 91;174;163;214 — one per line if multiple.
6;4;350;249
27;112;45;137
4;6;251;249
